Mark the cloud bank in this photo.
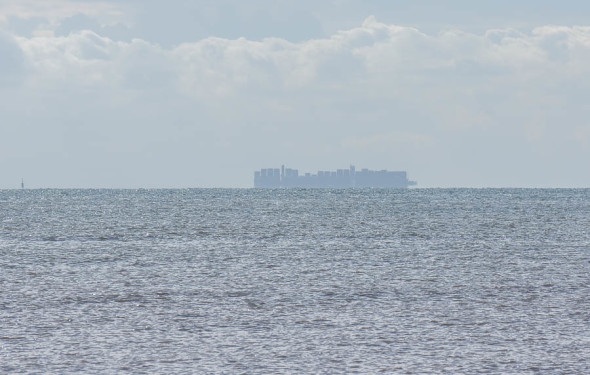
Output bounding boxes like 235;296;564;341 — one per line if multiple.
2;14;590;187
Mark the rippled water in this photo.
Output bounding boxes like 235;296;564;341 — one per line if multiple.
1;189;589;373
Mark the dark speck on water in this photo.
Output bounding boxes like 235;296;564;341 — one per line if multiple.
1;188;589;373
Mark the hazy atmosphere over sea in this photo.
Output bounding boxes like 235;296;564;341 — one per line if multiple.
2;0;590;188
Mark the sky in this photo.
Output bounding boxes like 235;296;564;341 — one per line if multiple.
1;0;590;188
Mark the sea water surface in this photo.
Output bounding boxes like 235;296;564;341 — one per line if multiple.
1;189;589;373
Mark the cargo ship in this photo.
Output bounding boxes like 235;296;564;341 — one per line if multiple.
254;165;416;188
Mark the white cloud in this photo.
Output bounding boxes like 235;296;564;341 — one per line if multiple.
12;18;590;97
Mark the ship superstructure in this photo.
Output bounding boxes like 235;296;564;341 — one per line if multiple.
254;165;416;188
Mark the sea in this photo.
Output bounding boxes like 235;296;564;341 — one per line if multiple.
1;188;589;374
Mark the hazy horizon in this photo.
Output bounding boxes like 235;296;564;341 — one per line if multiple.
2;1;590;188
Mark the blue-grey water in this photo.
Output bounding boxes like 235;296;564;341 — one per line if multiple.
1;189;589;374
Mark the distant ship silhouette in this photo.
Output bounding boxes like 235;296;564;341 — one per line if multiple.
254;165;417;188
21;178;24;189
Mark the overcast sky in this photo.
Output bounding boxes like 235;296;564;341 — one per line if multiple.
1;0;590;188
